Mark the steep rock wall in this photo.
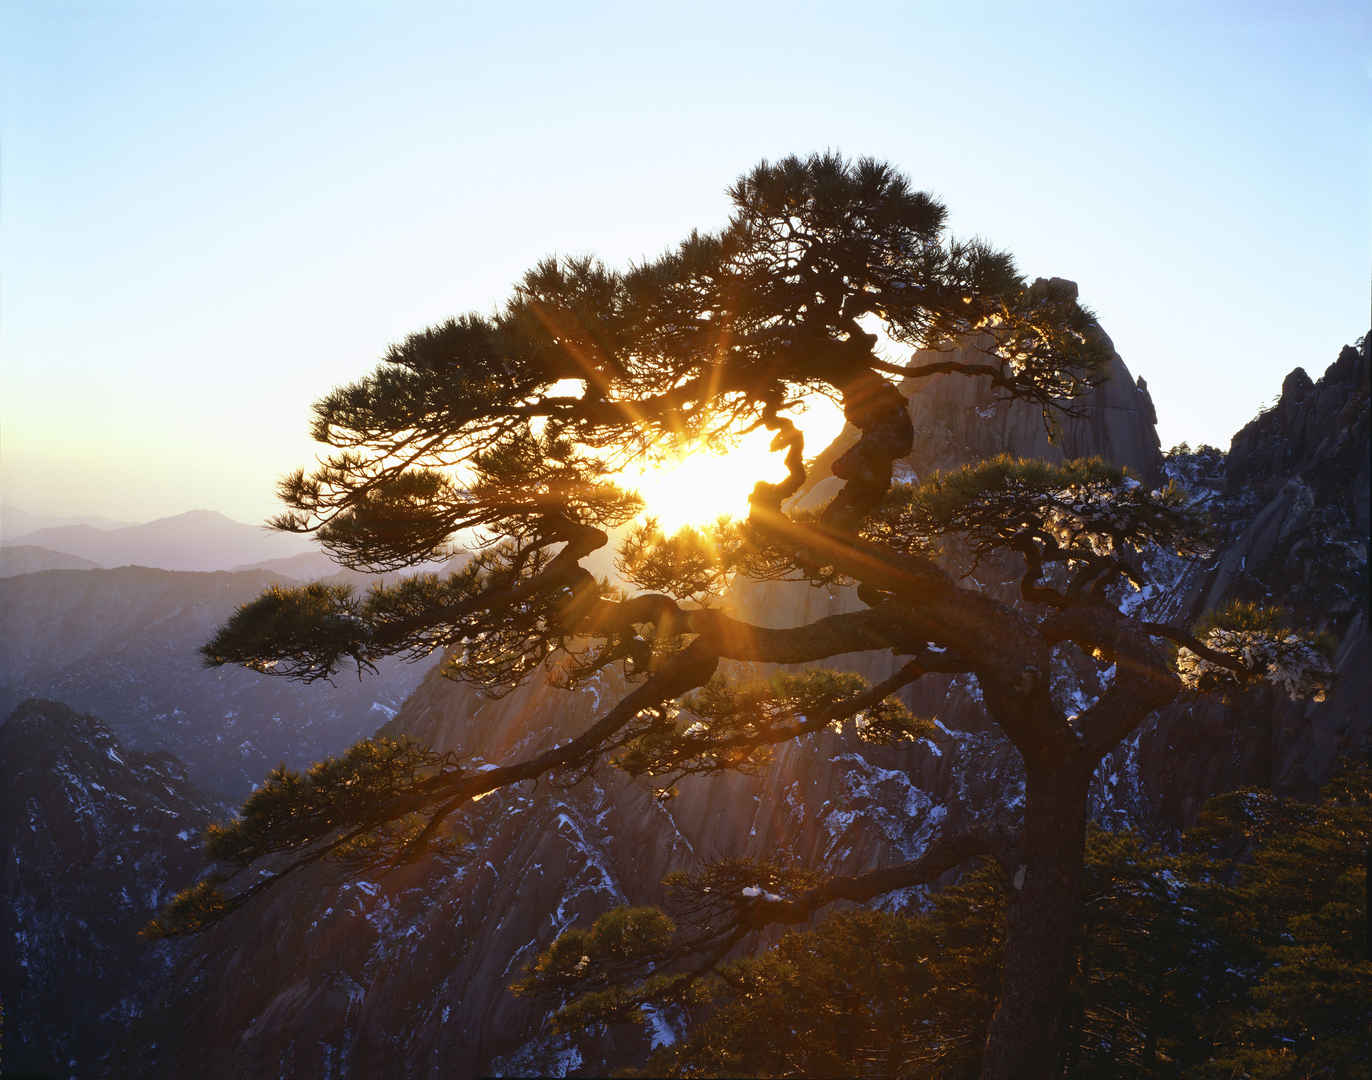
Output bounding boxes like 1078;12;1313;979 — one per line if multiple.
1131;337;1371;822
898;333;1162;484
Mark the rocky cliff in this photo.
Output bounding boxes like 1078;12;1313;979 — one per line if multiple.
1128;335;1370;825
897;321;1163;486
802;294;1163;511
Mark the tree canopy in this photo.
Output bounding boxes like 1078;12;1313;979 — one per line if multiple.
154;153;1331;1078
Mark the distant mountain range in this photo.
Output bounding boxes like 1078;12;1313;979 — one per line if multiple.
0;505;134;539
0;545;101;577
2;521;461;583
0;564;432;798
3;509;314;573
228;549;343;579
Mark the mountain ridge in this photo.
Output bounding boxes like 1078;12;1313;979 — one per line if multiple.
7;508;313;573
0;544;102;576
0;564;431;798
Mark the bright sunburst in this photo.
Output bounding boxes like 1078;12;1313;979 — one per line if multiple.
626;398;848;533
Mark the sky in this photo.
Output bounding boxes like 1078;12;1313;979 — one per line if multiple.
2;1;1368;529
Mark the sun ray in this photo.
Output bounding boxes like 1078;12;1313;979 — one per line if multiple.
627;394;847;532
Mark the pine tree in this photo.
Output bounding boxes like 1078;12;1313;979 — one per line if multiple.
1194;766;1372;1077
639;765;1369;1077
624;863;1005;1079
152;154;1331;1078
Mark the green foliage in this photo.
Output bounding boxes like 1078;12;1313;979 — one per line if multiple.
306;468;469;572
202;538;625;690
513;906;679;1025
590;905;678;961
309;314;543;446
672;910;939;1078
638;862;1005;1078
869;455;1205;572
1195;599;1296;638
726;156;1109;405
688;669;922;740
615;519;736;601
1180;600;1335;701
202;582;371;681
516;860;830;1036
640;765;1370;1078
658;856;829;918
140;875;232;939
202;736;455;867
464;429;644;538
276;428;643;572
1065;829;1225;1076
1196;764;1372;1077
612;670;933;780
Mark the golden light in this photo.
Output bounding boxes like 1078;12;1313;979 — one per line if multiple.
626;397;848;533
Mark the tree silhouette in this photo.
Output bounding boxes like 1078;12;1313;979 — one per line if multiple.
151;154;1329;1078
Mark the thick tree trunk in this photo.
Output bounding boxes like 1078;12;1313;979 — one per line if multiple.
980;758;1092;1080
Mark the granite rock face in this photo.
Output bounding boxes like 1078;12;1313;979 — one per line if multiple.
802;290;1164;512
1226;340;1370;534
898;335;1163;486
1135;337;1371;819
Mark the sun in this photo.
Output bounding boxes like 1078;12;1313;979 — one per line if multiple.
626;397;848;533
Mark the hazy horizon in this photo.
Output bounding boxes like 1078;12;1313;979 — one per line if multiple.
0;503;278;538
4;2;1368;526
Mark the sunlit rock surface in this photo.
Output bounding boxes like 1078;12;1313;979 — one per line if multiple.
801;308;1164;513
899;334;1163;486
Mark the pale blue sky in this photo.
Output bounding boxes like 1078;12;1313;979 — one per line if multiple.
3;1;1368;525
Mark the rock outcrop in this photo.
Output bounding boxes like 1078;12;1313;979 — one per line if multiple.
802;288;1164;511
1226;340;1370;533
1131;337;1371;820
897;334;1163;486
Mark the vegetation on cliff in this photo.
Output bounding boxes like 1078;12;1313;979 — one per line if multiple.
627;762;1369;1077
